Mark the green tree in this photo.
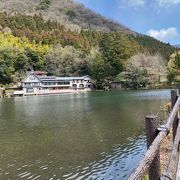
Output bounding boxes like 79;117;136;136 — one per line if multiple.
174;53;180;68
0;49;15;84
167;52;180;84
15;51;29;71
66;9;77;19
90;54;105;88
25;48;42;70
100;32;139;78
44;45;90;77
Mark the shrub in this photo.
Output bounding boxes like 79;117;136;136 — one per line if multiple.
36;0;51;10
66;9;77;18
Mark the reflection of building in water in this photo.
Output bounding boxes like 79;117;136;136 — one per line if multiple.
22;71;93;96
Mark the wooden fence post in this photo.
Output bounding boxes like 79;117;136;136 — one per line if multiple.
171;90;178;141
145;116;161;180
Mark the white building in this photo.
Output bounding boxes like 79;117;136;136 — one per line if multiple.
22;71;93;95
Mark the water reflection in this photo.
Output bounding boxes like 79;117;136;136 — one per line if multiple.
0;90;170;179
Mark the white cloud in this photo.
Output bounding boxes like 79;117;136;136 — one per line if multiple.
127;0;145;7
157;0;180;7
147;27;179;42
119;0;145;8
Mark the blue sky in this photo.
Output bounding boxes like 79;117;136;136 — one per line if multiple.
75;0;180;45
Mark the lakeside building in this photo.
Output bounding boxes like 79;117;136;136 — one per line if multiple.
22;71;93;96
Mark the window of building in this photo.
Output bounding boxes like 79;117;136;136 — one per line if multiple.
64;81;70;85
72;84;77;88
79;84;84;88
26;88;34;93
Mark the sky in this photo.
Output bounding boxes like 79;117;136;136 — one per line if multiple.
75;0;180;45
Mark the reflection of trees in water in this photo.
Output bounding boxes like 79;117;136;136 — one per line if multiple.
0;90;170;179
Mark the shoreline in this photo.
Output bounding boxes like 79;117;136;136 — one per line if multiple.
0;87;175;99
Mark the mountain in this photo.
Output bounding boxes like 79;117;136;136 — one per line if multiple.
0;0;175;87
0;0;134;33
174;44;180;48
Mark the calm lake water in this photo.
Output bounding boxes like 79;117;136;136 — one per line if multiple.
0;90;170;180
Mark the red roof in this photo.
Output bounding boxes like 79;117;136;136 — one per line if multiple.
34;71;47;75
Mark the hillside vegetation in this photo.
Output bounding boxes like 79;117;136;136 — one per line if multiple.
0;0;175;88
168;51;180;84
0;0;133;33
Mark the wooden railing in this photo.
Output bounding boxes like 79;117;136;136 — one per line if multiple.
129;87;180;180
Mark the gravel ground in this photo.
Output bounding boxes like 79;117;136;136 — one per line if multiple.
160;131;173;172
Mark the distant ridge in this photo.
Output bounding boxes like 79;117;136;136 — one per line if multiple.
0;0;135;34
174;44;180;48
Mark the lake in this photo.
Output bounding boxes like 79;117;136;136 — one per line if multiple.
0;90;170;180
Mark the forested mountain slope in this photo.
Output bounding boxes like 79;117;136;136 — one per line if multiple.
0;0;133;33
0;0;175;88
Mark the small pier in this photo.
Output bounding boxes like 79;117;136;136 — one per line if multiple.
129;86;180;180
